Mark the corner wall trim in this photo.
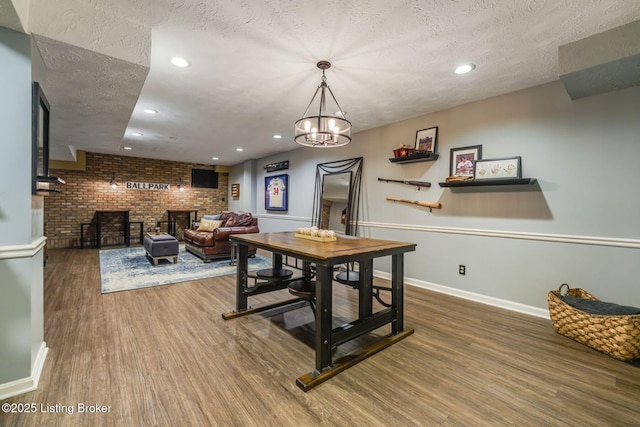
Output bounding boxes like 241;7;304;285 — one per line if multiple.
0;342;48;400
0;236;47;260
374;269;550;319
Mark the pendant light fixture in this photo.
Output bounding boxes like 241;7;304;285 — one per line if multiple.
294;61;351;148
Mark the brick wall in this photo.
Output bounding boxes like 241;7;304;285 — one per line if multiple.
45;152;228;248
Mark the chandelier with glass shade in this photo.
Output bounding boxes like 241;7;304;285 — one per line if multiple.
294;61;351;148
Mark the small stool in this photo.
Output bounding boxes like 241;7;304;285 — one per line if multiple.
288;279;316;315
143;233;179;266
256;268;294;280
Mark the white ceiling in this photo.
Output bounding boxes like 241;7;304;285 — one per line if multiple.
4;0;640;166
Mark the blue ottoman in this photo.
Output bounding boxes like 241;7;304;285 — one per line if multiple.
143;233;179;266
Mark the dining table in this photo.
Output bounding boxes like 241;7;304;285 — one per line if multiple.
224;231;416;391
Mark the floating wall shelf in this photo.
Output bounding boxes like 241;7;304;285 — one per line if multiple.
389;153;439;164
438;178;537;188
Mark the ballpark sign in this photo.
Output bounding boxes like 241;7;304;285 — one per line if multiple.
125;182;171;191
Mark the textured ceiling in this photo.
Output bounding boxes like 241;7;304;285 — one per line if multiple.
4;0;640;165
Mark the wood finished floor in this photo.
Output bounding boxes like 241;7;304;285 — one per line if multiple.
2;248;639;426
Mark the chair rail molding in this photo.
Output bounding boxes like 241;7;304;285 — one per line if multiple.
0;236;47;259
360;221;640;250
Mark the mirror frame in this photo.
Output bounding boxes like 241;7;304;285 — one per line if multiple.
32;81;50;194
312;157;363;235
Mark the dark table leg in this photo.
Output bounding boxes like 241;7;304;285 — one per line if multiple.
272;253;283;270
315;265;333;372
124;212;130;246
391;253;405;334
359;259;374;319
236;244;249;311
96;212;102;249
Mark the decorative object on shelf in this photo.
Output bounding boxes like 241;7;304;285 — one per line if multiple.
265;174;288;211
393;144;415;158
450;145;482;177
474;156;522;180
445;175;474;182
377;177;431;190
415;126;438;153
388;152;439;163
295;226;337;242
264;160;289;172
109;173;118;189
386;196;441;211
231;183;240;198
294;61;351;148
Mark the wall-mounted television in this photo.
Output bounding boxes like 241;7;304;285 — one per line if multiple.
191;169;218;188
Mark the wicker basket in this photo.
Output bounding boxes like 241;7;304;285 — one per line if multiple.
547;284;640;361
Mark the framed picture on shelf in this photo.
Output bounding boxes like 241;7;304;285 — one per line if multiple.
450;145;482;177
474;156;522;180
265;174;288;211
414;126;438;153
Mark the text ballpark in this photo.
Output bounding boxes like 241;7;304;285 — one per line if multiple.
125;182;170;191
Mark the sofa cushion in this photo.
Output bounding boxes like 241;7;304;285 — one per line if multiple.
197;219;222;232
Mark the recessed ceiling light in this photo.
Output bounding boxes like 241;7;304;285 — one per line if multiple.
171;57;190;67
212;157;219;161
273;134;282;139
143;109;158;114
123;146;132;150
236;148;243;152
132;132;143;136
454;63;476;74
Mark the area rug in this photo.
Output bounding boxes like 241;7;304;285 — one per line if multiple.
99;245;271;294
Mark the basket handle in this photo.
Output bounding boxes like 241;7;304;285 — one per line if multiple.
558;283;570;296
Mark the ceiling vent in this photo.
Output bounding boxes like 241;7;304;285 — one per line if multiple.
559;20;640;100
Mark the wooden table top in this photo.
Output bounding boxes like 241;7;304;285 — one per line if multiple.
231;232;416;265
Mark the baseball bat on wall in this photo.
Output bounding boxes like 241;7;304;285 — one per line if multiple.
377;177;431;190
385;197;442;210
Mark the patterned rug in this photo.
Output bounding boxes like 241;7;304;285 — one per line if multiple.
99;244;271;294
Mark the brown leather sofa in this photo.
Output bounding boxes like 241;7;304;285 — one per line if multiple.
183;211;259;262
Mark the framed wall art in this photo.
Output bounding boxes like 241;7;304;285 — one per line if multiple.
265;174;288;211
474;156;522;180
450;145;482;177
414;126;438;153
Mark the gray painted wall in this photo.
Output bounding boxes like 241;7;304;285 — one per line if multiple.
234;80;640;313
0;27;46;396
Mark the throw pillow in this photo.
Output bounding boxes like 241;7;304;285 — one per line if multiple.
202;214;221;221
197;219;222;232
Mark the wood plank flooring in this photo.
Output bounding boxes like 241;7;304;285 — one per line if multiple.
1;248;639;426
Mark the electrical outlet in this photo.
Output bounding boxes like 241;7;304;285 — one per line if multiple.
459;265;466;275
147;227;151;232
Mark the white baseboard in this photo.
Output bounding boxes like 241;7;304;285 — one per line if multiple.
0;342;48;401
374;270;550;319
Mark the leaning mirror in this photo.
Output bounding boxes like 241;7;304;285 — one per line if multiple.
312;157;363;235
32;81;50;194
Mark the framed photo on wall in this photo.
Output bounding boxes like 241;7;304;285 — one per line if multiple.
414;126;438;153
450;145;482;177
474;156;522;180
265;174;288;211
